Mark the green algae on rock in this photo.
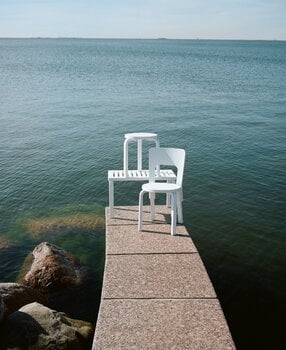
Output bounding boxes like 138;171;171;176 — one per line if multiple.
23;213;105;238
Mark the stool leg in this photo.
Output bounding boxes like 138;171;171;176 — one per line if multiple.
137;139;142;171
109;180;114;218
155;139;160;175
123;139;129;177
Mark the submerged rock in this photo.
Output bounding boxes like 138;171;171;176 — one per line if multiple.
18;242;87;291
23;213;105;238
0;302;94;350
0;282;46;320
0;237;11;250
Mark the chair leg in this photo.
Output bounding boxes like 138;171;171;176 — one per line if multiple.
166;179;175;207
177;190;183;224
138;190;145;232
150;192;156;220
171;191;177;236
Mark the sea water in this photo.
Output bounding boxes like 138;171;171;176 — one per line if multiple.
0;38;285;349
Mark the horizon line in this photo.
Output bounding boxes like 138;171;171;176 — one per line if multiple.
0;36;285;42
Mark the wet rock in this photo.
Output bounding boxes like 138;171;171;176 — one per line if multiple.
18;242;87;291
0;237;10;250
0;302;94;350
0;282;46;319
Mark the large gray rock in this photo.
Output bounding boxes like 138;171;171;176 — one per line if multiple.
0;282;46;320
0;302;94;350
18;242;87;291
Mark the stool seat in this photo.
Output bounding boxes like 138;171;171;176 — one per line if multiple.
123;132;160;175
124;132;158;141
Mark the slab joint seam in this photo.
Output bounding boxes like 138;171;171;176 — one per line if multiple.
107;225;182;228
106;252;199;256
102;297;218;301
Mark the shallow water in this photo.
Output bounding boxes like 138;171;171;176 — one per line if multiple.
0;38;285;349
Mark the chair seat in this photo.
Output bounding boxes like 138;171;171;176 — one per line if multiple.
142;182;180;193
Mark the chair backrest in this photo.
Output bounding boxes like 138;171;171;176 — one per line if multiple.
149;147;185;187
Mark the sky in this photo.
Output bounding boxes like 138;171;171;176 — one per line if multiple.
0;0;285;40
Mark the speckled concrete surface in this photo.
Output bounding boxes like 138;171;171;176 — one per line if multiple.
106;224;197;254
92;206;236;349
103;253;216;299
93;299;235;350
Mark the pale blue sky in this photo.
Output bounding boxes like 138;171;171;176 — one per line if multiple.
0;0;285;40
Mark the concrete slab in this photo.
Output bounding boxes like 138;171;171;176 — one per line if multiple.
102;253;216;299
93;299;235;350
92;206;236;349
106;224;197;255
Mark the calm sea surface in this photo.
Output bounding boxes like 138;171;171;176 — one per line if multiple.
0;39;285;349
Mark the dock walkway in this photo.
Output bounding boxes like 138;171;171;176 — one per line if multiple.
92;205;235;349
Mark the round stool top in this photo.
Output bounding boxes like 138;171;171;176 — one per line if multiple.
124;132;158;140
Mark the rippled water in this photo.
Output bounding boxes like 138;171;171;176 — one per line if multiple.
0;38;285;349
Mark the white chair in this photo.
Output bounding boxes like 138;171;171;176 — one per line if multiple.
138;147;185;235
108;133;177;218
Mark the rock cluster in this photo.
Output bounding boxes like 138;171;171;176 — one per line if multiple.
0;242;94;350
0;282;46;319
0;302;94;350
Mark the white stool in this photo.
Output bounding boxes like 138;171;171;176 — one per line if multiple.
123;132;160;176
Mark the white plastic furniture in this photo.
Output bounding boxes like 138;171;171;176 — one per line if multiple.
123;133;159;176
138;147;185;236
108;133;177;218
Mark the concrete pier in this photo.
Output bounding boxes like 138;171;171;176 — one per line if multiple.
92;205;235;349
